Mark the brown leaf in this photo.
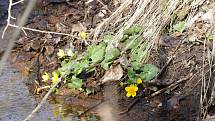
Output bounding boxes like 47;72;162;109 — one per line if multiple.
100;64;123;84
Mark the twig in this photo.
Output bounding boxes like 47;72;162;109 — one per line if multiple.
149;74;193;98
96;0;112;14
23;78;62;121
78;99;104;117
8;24;79;39
1;0;79;39
12;0;24;6
36;86;51;93
1;0;13;39
119;97;140;115
157;36;184;78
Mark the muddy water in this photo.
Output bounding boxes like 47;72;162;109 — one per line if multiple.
0;64;57;121
0;30;68;120
0;63;83;121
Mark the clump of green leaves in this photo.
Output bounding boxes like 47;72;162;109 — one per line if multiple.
118;25;160;98
167;16;186;34
127;64;160;84
67;76;83;90
41;25;160;97
56;35;121;90
173;21;186;33
122;63;160;98
120;25;150;70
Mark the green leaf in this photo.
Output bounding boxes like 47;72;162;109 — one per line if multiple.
103;34;113;43
131;43;148;64
123;25;141;35
58;61;75;76
104;47;120;62
58;59;89;76
68;76;83;90
100;46;120;70
173;21;186;33
139;64;160;81
131;61;140;70
87;114;98;121
72;59;89;75
121;34;129;42
127;68;137;84
127;79;136;84
124;35;142;50
52;71;59;84
101;61;112;70
128;68;135;79
88;43;106;64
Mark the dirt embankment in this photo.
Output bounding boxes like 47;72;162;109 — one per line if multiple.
3;0;215;121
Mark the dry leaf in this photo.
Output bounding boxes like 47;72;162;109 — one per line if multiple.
100;64;123;84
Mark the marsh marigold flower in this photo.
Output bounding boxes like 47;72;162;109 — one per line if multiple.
80;31;87;40
42;72;50;82
57;49;65;59
52;71;59;84
125;84;138;97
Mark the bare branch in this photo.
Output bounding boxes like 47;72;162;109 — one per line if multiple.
9;24;79;39
12;0;25;6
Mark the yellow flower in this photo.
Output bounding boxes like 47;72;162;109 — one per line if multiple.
57;49;65;59
80;31;87;40
125;84;138;97
52;71;59;84
137;78;142;84
119;82;124;87
66;49;74;57
42;72;50;82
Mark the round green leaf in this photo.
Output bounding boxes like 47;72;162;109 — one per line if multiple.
68;76;83;90
139;64;160;81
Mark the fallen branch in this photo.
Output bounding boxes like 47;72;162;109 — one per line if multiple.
149;74;193;98
23;78;62;121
